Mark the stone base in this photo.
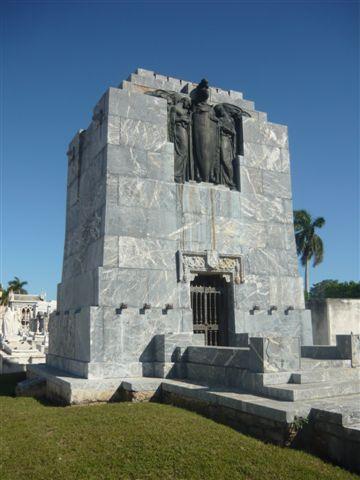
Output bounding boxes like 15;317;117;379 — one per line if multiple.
161;386;294;445
46;353;145;379
160;379;360;473
24;360;360;472
26;364;163;405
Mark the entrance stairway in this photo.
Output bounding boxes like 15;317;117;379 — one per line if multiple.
163;344;360;407
152;341;360;472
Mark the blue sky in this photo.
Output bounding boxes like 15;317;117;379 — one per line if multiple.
1;0;358;299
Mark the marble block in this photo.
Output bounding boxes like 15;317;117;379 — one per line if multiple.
249;336;301;373
336;334;360;367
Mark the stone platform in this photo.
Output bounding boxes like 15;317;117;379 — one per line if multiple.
24;364;163;404
24;364;360;472
23;334;360;472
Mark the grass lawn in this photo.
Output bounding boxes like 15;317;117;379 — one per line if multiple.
0;373;356;480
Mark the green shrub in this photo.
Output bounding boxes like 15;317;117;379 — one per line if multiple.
310;280;360;299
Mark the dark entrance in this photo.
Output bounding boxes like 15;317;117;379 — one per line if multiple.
190;275;229;346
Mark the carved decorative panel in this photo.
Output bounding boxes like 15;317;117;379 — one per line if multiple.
177;250;244;285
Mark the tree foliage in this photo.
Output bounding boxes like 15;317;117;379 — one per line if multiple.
0;277;28;305
294;210;325;267
309;280;360;299
293;209;325;293
7;276;28;294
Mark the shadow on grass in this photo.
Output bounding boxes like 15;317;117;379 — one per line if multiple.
0;373;65;407
34;395;67;407
0;372;26;396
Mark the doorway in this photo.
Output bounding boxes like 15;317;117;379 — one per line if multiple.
190;275;229;346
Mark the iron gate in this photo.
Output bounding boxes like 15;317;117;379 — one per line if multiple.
190;282;226;346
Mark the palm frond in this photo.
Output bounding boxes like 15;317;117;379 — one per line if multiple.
313;217;325;229
312;235;324;266
295;231;306;256
7;277;28;294
293;210;311;232
0;289;9;306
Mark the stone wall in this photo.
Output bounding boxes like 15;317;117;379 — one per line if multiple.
161;390;360;472
309;298;360;345
161;390;293;446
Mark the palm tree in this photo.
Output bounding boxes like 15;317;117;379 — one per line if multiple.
0;284;7;306
7;276;28;294
294;210;325;294
0;288;9;306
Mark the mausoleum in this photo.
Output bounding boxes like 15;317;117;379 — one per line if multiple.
23;70;360;472
46;69;313;379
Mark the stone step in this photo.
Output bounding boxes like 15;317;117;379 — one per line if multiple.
300;358;352;370
249;371;293;386
160;379;360;471
161;378;297;423
346;423;360;431
184;361;294;390
310;397;360;427
301;345;342;360
180;359;359;402
261;379;360;402
185;346;249;369
291;367;360;384
161;379;360;425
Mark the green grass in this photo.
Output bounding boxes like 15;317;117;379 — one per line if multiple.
0;374;356;480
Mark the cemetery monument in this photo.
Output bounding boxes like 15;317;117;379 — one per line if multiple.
23;69;359;471
44;69;312;380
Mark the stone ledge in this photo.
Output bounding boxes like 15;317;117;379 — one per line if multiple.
161;379;296;423
301;345;342;360
26;365;164;405
161;389;292;446
185;345;249;368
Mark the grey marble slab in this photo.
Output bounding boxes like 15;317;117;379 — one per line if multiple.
249;336;300;373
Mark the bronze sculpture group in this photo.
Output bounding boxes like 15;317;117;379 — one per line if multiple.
148;79;250;190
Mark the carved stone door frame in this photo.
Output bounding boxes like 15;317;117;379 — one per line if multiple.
177;250;244;285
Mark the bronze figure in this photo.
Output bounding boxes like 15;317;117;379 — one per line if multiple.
146;79;250;190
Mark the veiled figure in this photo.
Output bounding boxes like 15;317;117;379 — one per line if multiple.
146;90;192;183
146;80;250;190
214;105;236;189
191;79;219;183
169;97;191;183
214;103;251;189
